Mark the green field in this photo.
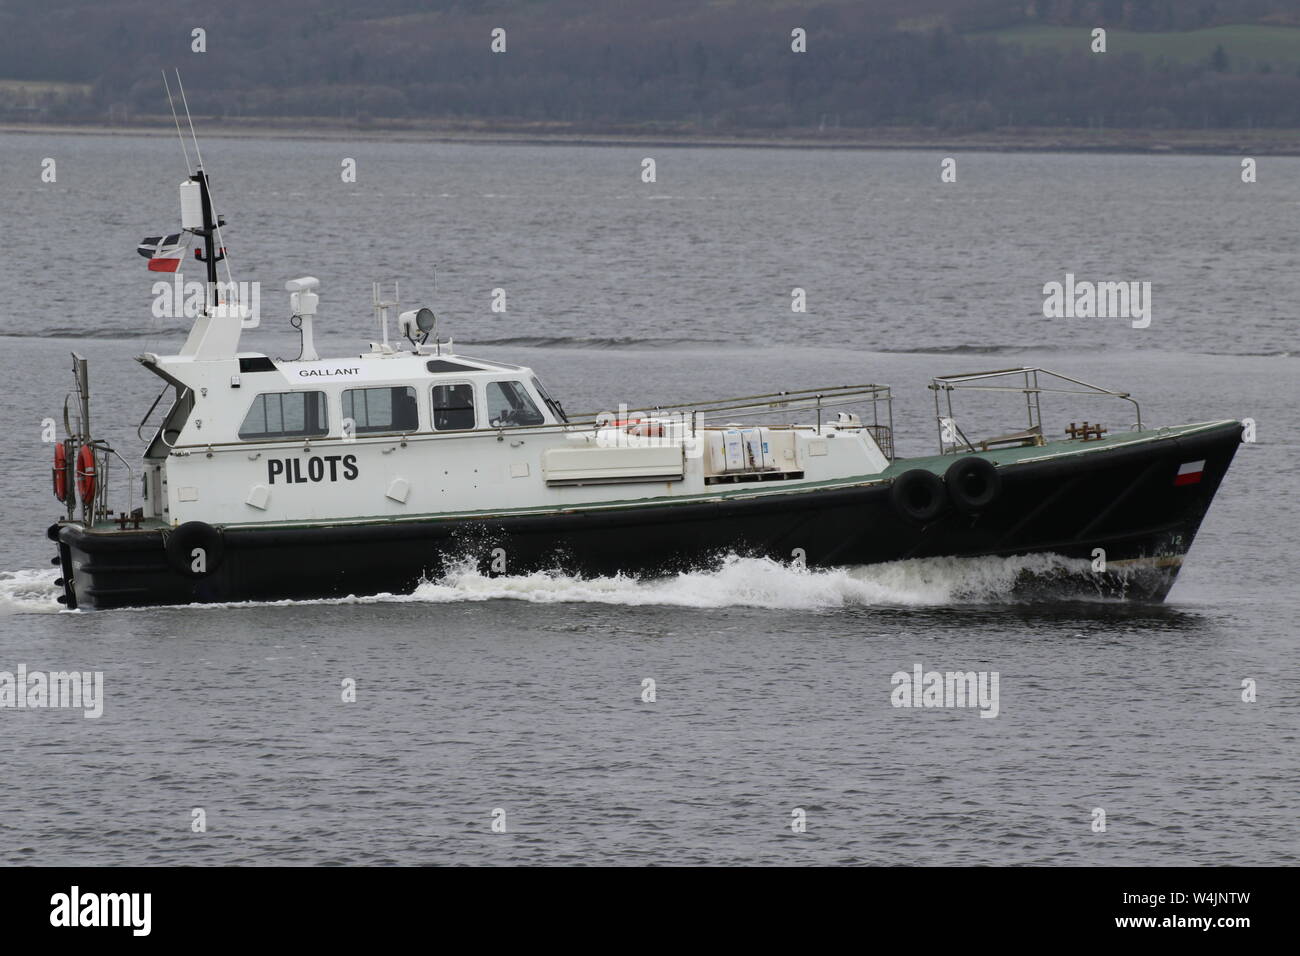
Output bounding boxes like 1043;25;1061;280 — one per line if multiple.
0;80;91;97
970;24;1300;71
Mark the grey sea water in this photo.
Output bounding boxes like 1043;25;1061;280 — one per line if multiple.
0;134;1295;865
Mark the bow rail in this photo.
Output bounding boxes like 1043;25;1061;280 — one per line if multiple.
928;367;1143;455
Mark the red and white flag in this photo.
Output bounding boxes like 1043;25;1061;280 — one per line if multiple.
137;233;188;273
1174;460;1206;486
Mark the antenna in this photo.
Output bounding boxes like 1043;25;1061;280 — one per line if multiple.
174;70;205;173
173;70;244;321
372;281;399;351
162;71;194;176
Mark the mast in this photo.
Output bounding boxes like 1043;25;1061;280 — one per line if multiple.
167;71;249;357
191;168;224;312
177;167;242;358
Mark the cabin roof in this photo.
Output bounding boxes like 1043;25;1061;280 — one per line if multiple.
141;349;535;389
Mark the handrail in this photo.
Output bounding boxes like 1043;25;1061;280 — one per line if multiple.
158;388;191;450
928;366;1143;454
167;383;897;457
99;443;135;521
586;383;891;417
136;384;172;442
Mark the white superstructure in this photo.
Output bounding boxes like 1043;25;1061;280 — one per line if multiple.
139;305;893;529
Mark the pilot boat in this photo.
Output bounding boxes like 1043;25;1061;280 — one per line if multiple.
46;165;1243;610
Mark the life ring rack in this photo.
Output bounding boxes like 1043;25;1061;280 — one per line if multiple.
75;444;97;503
52;442;69;502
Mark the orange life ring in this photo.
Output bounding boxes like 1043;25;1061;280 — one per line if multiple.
76;445;97;503
52;443;68;502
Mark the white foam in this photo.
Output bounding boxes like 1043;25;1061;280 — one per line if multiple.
0;552;1100;615
0;568;66;614
405;552;1095;609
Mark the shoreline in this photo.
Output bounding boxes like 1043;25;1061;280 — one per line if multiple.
2;117;1298;155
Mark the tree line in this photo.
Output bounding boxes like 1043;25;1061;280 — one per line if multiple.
0;0;1297;129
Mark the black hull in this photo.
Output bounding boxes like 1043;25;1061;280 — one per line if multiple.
54;422;1242;610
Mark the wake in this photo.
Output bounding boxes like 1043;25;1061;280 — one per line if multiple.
0;552;1107;614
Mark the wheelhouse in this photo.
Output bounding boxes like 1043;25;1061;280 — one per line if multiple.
138;350;567;448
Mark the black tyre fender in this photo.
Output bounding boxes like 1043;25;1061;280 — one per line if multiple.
165;521;225;578
890;469;947;523
944;456;1002;513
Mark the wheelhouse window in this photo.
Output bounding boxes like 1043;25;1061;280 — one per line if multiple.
486;381;544;427
343;386;418;435
238;391;328;440
531;376;567;423
431;383;476;431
